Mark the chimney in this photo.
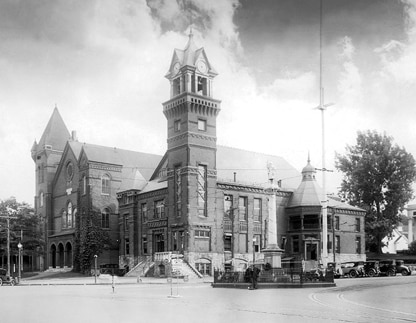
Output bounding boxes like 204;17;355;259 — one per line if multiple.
71;130;77;141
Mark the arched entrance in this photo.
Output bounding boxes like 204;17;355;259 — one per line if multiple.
50;244;57;268
58;243;64;268
65;242;73;268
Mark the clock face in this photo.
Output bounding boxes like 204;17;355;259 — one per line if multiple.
197;61;207;73
173;62;180;74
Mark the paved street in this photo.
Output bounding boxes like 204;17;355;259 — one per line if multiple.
1;275;416;323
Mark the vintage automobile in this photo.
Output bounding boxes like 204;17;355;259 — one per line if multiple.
340;261;364;278
394;260;415;276
363;261;380;277
0;268;17;286
378;260;396;276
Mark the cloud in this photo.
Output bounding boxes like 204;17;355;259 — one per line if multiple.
336;36;363;109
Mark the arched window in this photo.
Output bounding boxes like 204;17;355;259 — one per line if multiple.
40;191;44;207
67;202;73;228
101;174;110;195
101;208;110;229
82;175;87;195
73;208;77;227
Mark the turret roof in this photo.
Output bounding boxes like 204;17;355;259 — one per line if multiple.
37;107;70;152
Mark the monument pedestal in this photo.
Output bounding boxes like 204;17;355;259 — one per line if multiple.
262;244;283;269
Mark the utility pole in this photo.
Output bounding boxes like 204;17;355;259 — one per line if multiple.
314;0;334;268
0;207;18;276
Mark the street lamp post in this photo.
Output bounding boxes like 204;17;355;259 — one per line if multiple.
252;237;256;265
18;242;23;283
94;255;98;284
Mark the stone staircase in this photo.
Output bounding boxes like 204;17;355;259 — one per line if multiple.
172;258;203;279
125;256;153;277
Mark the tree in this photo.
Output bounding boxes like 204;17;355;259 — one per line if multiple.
73;207;111;274
408;241;416;255
0;197;44;269
335;130;416;253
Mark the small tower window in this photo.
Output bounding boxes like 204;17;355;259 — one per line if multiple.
198;119;206;131
173;78;181;96
197;76;207;96
174;120;181;132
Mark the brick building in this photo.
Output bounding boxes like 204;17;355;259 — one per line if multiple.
32;33;365;274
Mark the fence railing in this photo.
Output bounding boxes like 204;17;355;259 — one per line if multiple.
213;265;334;285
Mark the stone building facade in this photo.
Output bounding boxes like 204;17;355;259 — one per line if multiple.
32;33;366;274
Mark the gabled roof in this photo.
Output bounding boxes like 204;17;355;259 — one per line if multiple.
80;143;163;191
217;146;301;190
166;32;217;78
38;107;70;152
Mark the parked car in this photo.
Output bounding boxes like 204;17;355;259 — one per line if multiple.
394;260;414;276
0;268;16;286
327;262;342;278
363;261;380;277
340;261;364;278
378;260;396;276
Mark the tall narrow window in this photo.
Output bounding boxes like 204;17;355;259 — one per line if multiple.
101;174;110;195
292;235;299;253
173;231;178;251
224;195;233;218
335;235;340;253
82;175;87;195
334;216;340;230
125;238;130;255
40;192;44;207
143;237;148;254
355;236;361;254
197;165;207;217
175;166;182;217
253;198;261;222
67;202;73;228
101;208;110;229
154;200;165;219
238;197;248;221
174;120;181;132
73;208;77;228
355;218;361;232
141;203;147;221
253;235;261;252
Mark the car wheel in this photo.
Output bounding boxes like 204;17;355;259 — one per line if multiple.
349;270;358;278
368;269;376;277
10;279;15;286
0;278;2;286
387;269;395;276
401;269;409;276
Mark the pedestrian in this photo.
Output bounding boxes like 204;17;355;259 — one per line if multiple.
252;266;260;290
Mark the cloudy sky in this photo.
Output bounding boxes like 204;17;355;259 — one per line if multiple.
1;0;416;205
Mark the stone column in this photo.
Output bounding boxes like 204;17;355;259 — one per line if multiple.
261;162;283;268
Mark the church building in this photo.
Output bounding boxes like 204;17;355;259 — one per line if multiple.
32;33;365;275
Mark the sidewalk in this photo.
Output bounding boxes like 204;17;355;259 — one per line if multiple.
19;273;213;286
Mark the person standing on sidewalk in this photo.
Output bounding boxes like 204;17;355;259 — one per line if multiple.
251;266;260;290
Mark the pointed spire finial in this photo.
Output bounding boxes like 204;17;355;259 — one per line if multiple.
307;151;311;164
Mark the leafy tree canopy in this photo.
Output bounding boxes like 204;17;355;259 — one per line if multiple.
335;130;416;253
0;197;44;254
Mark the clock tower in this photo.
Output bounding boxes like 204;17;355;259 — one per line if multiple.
163;32;221;256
